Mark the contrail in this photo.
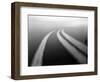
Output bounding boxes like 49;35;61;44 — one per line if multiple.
61;29;87;55
31;31;54;66
57;30;87;64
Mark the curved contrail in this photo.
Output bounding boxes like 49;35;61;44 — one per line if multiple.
57;30;87;64
31;31;54;66
61;29;87;55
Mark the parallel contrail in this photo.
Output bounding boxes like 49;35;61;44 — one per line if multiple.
57;30;87;64
61;29;87;55
31;31;54;66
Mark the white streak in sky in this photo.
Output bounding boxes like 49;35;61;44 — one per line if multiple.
57;30;86;64
61;29;87;55
31;31;54;66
